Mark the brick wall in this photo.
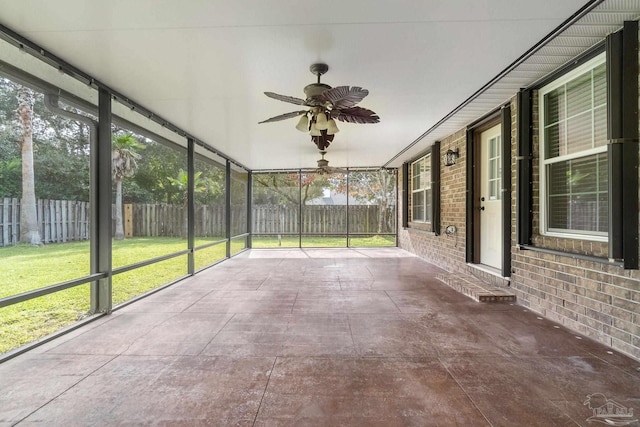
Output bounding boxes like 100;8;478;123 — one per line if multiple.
511;248;640;359
509;63;640;359
398;129;467;274
398;88;640;360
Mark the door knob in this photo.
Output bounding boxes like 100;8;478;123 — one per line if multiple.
479;206;485;211
481;197;485;202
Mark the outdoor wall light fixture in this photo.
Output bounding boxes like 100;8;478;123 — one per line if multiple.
444;148;460;166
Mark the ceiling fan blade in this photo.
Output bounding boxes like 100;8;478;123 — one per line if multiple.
258;110;307;124
264;92;307;106
334;106;380;124
321;86;369;109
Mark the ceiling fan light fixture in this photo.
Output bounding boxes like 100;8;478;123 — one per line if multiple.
309;122;322;136
315;111;328;130
326;119;339;135
295;114;309;132
259;62;379;148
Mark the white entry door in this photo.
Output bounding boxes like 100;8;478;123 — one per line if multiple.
479;124;502;269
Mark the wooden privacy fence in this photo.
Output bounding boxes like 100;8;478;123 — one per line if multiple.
0;197;90;246
129;204;395;236
252;205;396;234
129;204;246;238
0;198;240;245
0;198;395;246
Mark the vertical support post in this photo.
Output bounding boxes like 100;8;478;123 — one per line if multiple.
401;163;409;229
501;104;512;278
225;160;231;258
298;170;302;248
346;169;350;246
91;88;112;314
187;137;195;274
394;168;399;247
247;171;253;248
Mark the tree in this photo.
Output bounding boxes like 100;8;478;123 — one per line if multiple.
127;140;185;204
34;143;89;201
2;77;91;202
253;172;329;205
162;168;211;238
336;170;397;233
164;169;207;205
17;87;41;245
0;158;20;197
0;79;22;198
196;167;225;205
112;133;144;240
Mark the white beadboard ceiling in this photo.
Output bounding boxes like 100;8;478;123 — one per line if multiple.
0;1;638;170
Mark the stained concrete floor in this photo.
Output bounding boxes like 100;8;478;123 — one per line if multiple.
1;248;639;426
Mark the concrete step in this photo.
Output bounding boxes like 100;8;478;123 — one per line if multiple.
436;273;516;303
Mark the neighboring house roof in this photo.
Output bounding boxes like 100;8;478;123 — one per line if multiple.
306;191;371;206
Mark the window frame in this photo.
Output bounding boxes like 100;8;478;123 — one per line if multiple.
487;133;502;201
410;153;432;223
538;52;608;242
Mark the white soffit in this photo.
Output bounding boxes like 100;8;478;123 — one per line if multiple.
385;0;640;167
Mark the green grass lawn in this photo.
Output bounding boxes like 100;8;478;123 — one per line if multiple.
0;240;92;299
0;237;223;354
0;234;393;355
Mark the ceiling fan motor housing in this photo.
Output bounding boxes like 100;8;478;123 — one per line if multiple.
317;158;329;168
306;63;332;105
304;83;332;104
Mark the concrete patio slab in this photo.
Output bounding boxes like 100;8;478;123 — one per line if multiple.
1;248;638;426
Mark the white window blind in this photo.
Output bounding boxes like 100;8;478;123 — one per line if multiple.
540;53;608;239
411;154;431;222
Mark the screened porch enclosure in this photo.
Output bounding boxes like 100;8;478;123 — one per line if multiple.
0;52;397;357
251;170;397;248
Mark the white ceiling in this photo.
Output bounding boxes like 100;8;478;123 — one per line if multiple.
0;0;608;169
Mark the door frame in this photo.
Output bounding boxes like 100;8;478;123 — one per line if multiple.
465;105;512;277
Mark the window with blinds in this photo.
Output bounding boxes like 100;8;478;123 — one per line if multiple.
539;53;608;239
411;154;431;222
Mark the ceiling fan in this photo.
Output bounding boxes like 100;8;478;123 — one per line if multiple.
314;150;346;175
259;63;380;150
